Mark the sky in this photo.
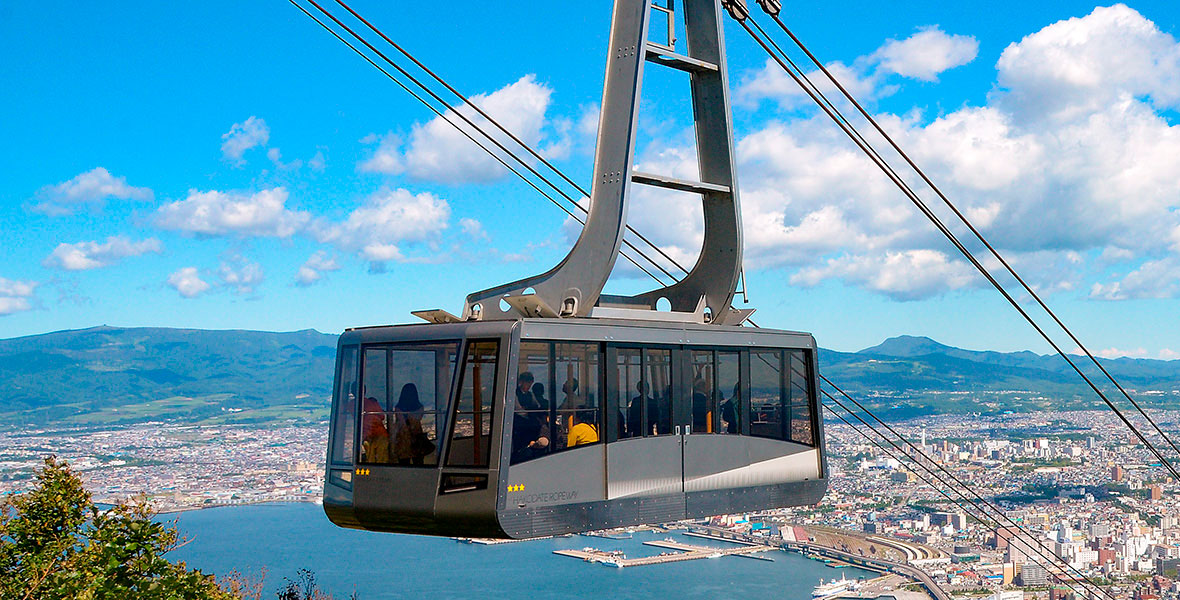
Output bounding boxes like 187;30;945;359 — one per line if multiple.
2;1;1179;357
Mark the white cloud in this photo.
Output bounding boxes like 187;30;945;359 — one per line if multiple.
32;167;152;216
1072;345;1180;360
995;4;1180;124
359;75;563;183
642;5;1180;300
295;251;340;287
166;267;210;299
1090;258;1180;300
459;217;490;241
154;188;309;238
221;116;270;163
218;257;264;295
738;59;883;111
0;277;37;316
790;250;978;301
312;188;451;266
873;26;979;81
43;237;162;271
737;26;975;109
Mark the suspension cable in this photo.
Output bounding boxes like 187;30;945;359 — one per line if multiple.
734;16;1180;480
762;9;1180;467
293;8;1121;594
821;379;1117;599
332;0;694;279
291;0;673;285
825;399;1109;600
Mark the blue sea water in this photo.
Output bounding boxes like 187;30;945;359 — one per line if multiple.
169;503;873;599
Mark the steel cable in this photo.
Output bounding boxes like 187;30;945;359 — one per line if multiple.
763;9;1180;469
735;16;1180;481
290;0;673;285
821;378;1117;600
333;0;694;279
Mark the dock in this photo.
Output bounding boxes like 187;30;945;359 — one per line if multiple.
553;539;774;568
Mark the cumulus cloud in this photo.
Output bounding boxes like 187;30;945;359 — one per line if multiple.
738;59;882;111
32;167;152;216
459;218;490;241
994;4;1180;124
738;26;976;108
312;188;451;267
218;257;264;295
790;250;978;301
154;188;309;238
359;75;565;183
873;26;979;81
43;237;162;271
166;267;210;298
0;278;37;316
1071;345;1180;360
221;116;270;163
637;5;1180;301
295;251;340;287
1090;257;1180;300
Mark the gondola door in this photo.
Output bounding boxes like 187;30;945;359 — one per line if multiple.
604;344;687;521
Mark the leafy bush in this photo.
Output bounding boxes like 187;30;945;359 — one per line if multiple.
0;456;235;599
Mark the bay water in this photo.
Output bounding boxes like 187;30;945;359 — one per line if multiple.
169;503;873;599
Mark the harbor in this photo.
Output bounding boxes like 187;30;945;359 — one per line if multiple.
554;538;776;568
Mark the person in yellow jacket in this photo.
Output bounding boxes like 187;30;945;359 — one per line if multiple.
566;407;600;447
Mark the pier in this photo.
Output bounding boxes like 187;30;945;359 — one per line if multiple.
553;539;774;568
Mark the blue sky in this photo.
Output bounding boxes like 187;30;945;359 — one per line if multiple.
2;1;1179;357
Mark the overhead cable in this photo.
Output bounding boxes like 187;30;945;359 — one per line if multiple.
821;378;1117;600
289;0;673;285
733;14;1180;481
332;0;694;279
762;8;1180;469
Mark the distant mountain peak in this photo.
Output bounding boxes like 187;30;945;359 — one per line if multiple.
859;335;956;357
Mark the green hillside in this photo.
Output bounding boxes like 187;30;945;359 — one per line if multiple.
822;336;1180;418
0;326;337;426
0;328;1177;427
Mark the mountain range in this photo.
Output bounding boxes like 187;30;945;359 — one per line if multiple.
1;327;1177;426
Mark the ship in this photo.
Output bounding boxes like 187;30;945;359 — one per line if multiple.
812;574;859;598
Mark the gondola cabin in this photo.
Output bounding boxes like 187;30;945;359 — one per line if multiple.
322;0;829;538
323;318;825;538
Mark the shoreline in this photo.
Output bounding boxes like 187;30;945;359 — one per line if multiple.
150;498;322;516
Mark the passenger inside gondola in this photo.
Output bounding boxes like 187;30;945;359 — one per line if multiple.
361;391;390;463
627;380;648;437
391;383;432;465
567;407;599;447
512;372;550;462
692;376;710;433
721;382;740;434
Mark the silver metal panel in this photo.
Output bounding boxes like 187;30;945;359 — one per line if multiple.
632;170;730;194
682;434;749;492
685;438;820;492
644;45;719;72
519;318;816;349
503;445;607;508
606;436;683;498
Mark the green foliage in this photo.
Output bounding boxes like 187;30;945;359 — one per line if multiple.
275;569;354;600
0;456;236;600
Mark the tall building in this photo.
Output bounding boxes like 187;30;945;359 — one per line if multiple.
1149;484;1162;500
1112;465;1125;482
1017;562;1049;587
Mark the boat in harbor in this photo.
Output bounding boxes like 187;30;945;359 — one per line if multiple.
812;575;859;598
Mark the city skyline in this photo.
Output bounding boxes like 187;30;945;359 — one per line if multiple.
3;2;1180;358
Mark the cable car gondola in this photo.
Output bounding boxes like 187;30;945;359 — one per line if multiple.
323;0;826;538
